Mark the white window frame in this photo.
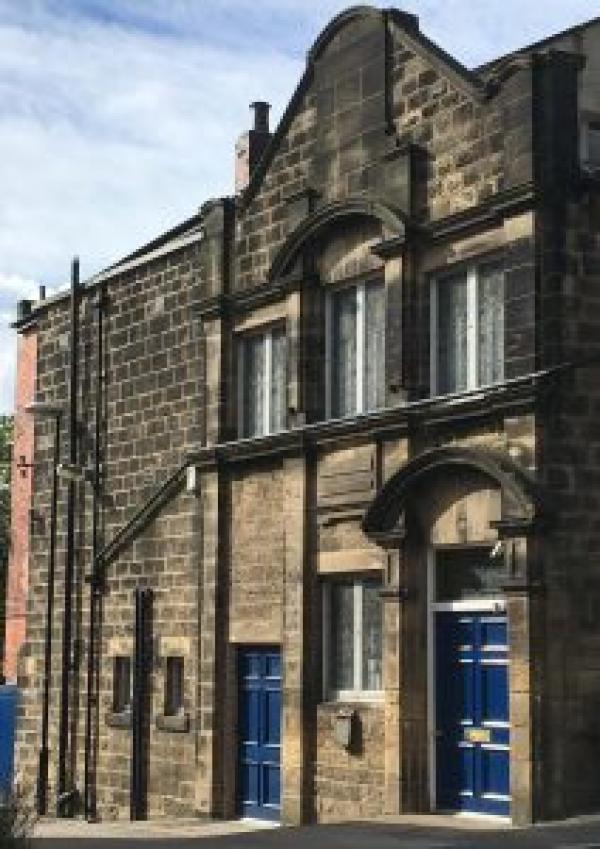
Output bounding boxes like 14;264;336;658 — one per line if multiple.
430;262;503;397
325;280;383;419
322;579;384;703
237;323;286;438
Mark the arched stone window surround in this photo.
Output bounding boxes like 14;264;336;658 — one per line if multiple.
268;197;407;283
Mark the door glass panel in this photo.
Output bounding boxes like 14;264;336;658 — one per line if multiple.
437;272;468;394
330;584;355;690
436;547;507;601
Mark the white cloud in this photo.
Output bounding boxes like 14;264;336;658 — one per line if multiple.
0;0;598;412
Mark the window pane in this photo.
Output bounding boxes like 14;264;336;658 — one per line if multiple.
361;583;382;691
437;273;468;394
364;282;385;412
331;288;357;417
243;334;265;437
436;547;507;602
165;656;184;716
588;124;600;165
270;328;287;433
478;264;504;386
330;584;355;691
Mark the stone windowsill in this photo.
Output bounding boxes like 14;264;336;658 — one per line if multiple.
319;698;385;712
106;710;132;729
156;712;190;733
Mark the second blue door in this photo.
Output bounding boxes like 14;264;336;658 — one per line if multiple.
238;648;281;821
436;612;510;816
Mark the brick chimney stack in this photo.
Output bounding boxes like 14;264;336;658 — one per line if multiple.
235;101;272;194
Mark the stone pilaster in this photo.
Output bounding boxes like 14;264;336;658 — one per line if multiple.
507;587;533;826
382;547;404;815
281;455;309;824
503;535;534;826
195;469;223;816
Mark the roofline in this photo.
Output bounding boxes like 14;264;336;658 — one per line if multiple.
476;14;600;73
100;209;204;272
10;206;215;331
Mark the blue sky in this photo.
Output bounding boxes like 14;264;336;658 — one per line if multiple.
0;0;598;412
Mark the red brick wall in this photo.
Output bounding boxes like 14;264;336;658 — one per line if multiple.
5;328;36;682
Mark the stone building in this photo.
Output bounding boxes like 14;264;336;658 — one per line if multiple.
12;5;600;827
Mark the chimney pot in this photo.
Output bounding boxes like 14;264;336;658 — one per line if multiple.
251;101;271;133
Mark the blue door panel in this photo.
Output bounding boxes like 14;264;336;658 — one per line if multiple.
480;664;509;724
238;648;281;821
264;690;281;746
263;763;281;808
436;613;510;817
481;747;510;797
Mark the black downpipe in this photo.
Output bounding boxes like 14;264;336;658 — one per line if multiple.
36;412;61;815
57;257;79;817
131;588;153;821
83;285;104;820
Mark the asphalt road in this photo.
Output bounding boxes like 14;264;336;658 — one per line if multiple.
31;819;600;849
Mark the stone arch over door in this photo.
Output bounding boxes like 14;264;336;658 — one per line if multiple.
361;446;545;824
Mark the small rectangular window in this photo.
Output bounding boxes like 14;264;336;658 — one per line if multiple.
323;578;383;700
238;325;287;438
113;656;131;714
164;656;184;717
328;281;385;418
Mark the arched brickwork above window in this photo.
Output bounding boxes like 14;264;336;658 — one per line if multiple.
268;197;407;282
362;446;546;542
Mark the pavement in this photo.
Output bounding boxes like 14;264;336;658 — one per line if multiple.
30;812;600;848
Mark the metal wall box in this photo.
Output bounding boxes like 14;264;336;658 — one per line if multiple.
334;709;356;750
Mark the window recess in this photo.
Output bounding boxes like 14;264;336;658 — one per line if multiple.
112;656;131;715
326;280;385;419
164;656;184;717
237;324;287;438
322;578;383;702
430;261;504;396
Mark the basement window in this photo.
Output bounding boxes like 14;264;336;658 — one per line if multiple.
326;280;385;419
112;656;131;715
164;656;184;716
322;578;383;701
430;261;504;396
238;324;287;438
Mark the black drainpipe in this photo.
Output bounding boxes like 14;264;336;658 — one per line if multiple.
131;587;153;821
83;283;105;820
57;256;80;817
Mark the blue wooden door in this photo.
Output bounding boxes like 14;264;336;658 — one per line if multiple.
238;648;281;821
436;613;510;816
0;685;18;796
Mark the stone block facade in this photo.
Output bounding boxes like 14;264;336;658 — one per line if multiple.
12;5;600;829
